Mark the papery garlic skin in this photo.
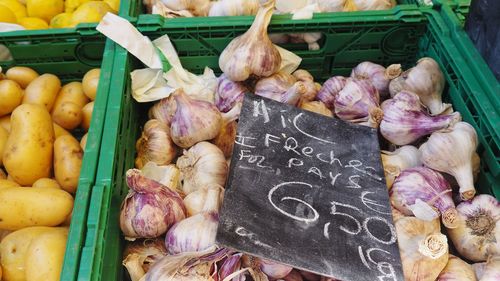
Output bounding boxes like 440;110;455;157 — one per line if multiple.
437;255;477;281
391;167;458;228
183;184;224;216
475;255;500;281
380;91;461;145
300;101;333;117
170;90;222;148
177;141;228;195
393;209;449;281
219;0;281;81
381;145;422;188
214;74;247;113
293;69;319;103
165;211;219;254
135;119;177;169
334;78;383;128
120;169;186;240
255;72;306;105
316;76;347;109
209;0;259;16
350;62;401;97
141;162;182;195
161;0;211;16
420;122;478;200
123;238;167;281
448;195;499;262
218;253;245;281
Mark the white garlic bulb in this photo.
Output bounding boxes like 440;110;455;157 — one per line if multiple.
420;122;478;200
135;119;177;169
183;184;224;216
176;142;228;195
209;0;259;16
381;145;422;188
219;0;281;81
160;0;211;16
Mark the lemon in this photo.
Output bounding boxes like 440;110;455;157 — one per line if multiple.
0;4;17;23
18;17;49;29
26;0;64;22
50;12;73;28
71;1;113;27
0;0;27;20
103;0;120;13
64;0;92;13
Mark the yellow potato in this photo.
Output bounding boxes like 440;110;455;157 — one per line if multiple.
32;178;61;189
52;101;83;130
80;132;88;150
0;187;74;230
25;228;68;281
0;79;23;116
54;135;83;193
82;68;100;100
62;211;72;226
0;115;10;132
0;168;6;179
53;81;89;109
0;178;20;189
53;122;71;138
5;66;39;88
0;229;10;242
0;126;7;166
3;104;54;185
0;227;63;281
81;101;94;130
23;73;61;111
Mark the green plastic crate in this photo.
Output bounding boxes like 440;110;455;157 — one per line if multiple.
0;34;115;281
81;7;499;281
403;0;470;24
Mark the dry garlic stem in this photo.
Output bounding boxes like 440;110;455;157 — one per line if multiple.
219;0;281;81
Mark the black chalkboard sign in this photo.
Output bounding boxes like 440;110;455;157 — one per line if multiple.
216;94;404;281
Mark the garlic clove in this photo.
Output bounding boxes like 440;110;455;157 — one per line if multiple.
219;0;281;81
135;119;177;169
380;91;461;145
381;145;422;188
299;101;333;117
420;122;478;200
215;74;248;113
316;76;347;109
170;89;222;148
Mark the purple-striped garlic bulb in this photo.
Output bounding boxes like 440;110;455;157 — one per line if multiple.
381;145;422;189
255;72;306;105
390;167;458;229
120;169;186;240
316;76;347;109
214;74;247;113
350;61;401;97
473;255;500;280
170;90;222;148
389;57;451;115
380;91;461;145
293;69;320;103
254;257;293;279
420;122;478;200
165;211;219;254
334;78;383;128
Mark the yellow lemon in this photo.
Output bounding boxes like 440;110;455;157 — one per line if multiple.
0;0;27;20
50;12;73;28
18;17;49;29
0;4;17;23
70;1;113;27
26;0;64;22
103;0;119;13
64;0;92;13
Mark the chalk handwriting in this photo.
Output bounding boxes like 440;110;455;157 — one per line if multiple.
253;100;270;123
268;181;320;223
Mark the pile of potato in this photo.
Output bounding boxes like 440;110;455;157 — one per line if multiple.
0;66;100;281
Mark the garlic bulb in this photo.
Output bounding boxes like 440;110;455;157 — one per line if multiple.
350;0;396;10
183;184;224;216
256;258;293;279
350;62;401;97
141;162;182;196
311;0;346;12
135;119;177;169
380;91;461;145
389;57;451;115
391;167;458;228
214;74;247;113
209;0;259;16
160;0;211;16
123;238;167;281
288;32;323;51
212;103;241;157
120;169;186;240
176;141;228;195
165;212;219;254
393;209;449;281
381;145;422;188
149;96;176;126
448;195;499;262
474;255;500;280
219;0;281;81
316;76;347;109
255;72;306;105
420;122;478;200
437;255;477;281
300;101;333;117
170;90;222;148
293;69;319;102
334;78;383;128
